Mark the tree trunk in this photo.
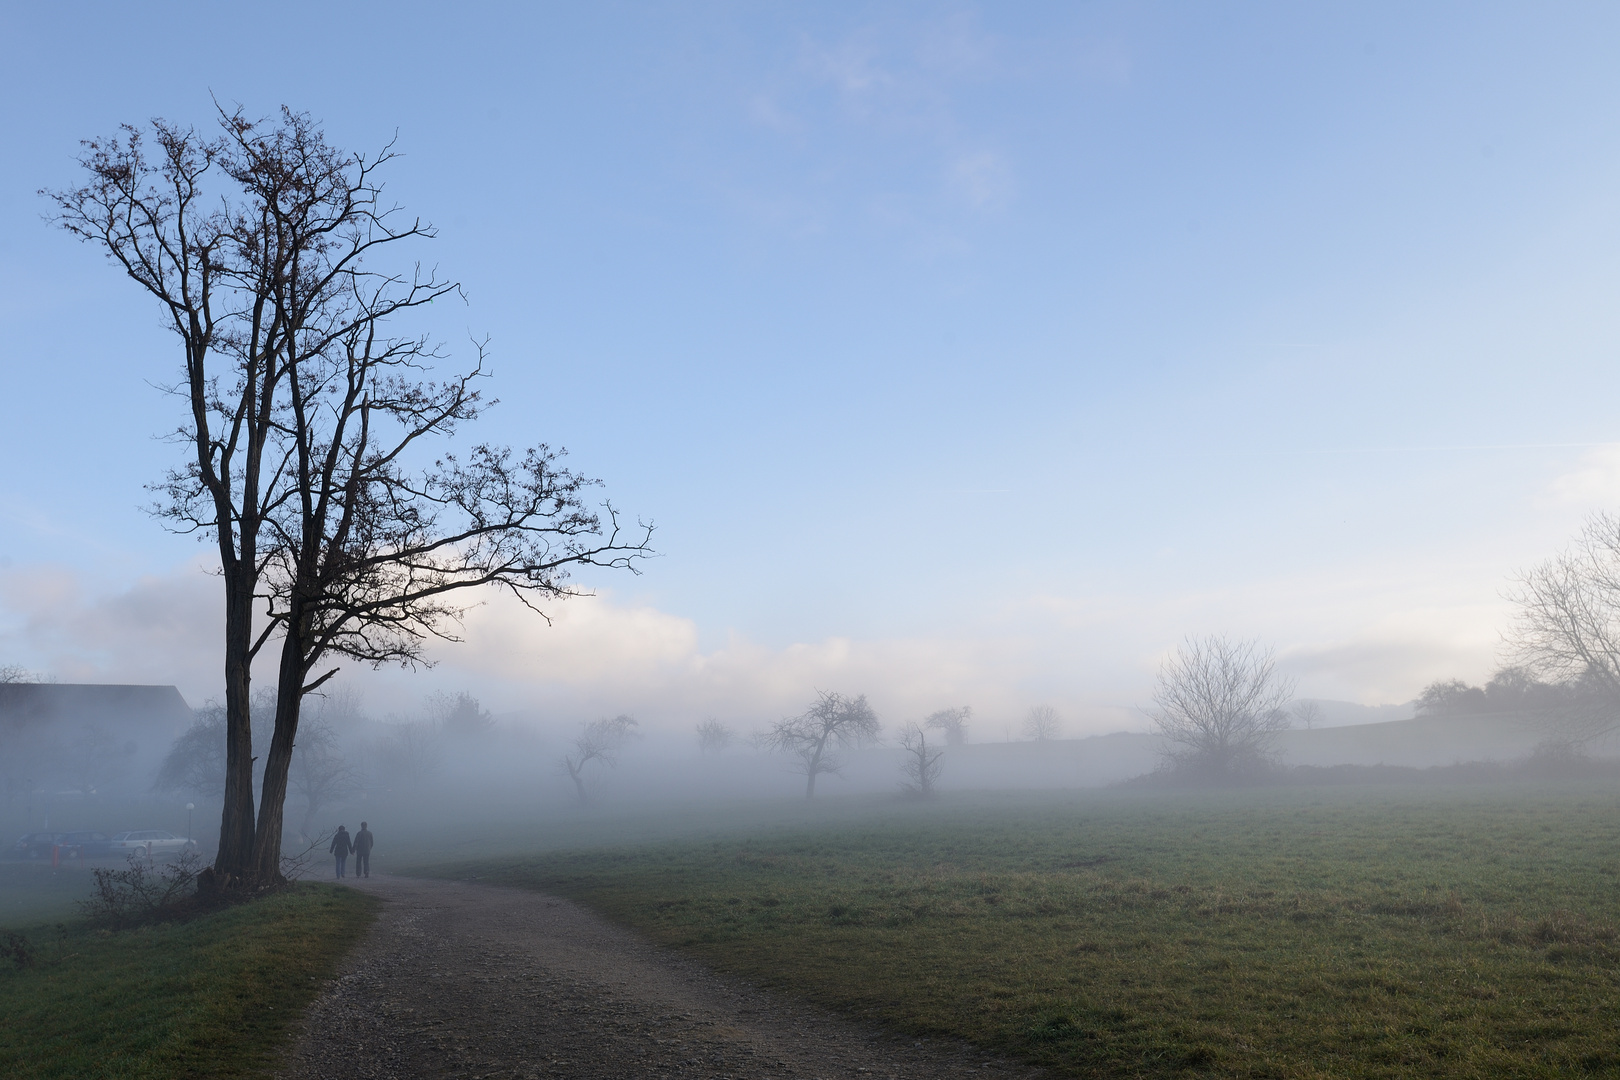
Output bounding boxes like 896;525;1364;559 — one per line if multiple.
803;734;830;799
249;627;310;886
212;564;259;887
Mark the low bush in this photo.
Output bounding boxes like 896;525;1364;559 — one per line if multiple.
79;851;202;926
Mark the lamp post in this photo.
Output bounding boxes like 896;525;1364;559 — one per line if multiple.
186;803;194;840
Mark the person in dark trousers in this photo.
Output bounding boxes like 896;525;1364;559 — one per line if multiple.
329;825;353;879
353;821;374;878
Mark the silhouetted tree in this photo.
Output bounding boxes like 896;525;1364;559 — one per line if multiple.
1022;704;1063;741
375;721;440;788
898;722;943;797
1149;636;1295;782
288;718;359;842
923;706;970;746
428;691;495;737
1291;700;1322;730
762;692;881;799
49;105;650;890
155;700;273;800
562;715;638;804
696;718;735;754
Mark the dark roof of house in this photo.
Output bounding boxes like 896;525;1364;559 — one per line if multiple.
0;683;193;732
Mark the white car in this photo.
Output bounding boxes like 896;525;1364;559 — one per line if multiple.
108;830;198;858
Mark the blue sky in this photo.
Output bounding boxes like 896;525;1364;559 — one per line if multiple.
4;3;1620;731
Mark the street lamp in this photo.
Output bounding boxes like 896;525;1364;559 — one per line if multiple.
186;803;194;840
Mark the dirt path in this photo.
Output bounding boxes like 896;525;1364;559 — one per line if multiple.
278;874;1051;1080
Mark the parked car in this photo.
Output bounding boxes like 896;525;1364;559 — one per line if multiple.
11;832;67;859
107;830;198;858
58;830;114;858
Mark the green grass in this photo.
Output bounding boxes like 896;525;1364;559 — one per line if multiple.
0;861;113;926
434;784;1620;1078
0;883;379;1080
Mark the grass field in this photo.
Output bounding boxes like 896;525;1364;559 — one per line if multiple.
0;883;378;1080
435;783;1620;1078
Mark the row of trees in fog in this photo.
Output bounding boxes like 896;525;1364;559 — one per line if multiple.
1144;509;1620;785
1409;512;1620;753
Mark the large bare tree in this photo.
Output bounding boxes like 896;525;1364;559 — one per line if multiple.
1506;511;1620;747
761;691;881;799
1149;635;1295;782
48;105;651;889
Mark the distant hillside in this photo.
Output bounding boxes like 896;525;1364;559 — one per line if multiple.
1293;698;1415;729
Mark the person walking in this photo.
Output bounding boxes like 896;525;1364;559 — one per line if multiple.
329;824;353;879
353;821;374;878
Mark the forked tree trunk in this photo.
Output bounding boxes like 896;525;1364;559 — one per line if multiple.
567;759;590;805
803;738;827;799
250;616;313;886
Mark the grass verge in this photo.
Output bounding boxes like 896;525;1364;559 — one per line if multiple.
434;784;1620;1079
0;883;379;1080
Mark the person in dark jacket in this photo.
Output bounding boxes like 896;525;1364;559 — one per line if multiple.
329;825;353;879
353;821;374;878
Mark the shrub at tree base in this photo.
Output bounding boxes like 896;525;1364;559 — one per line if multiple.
80;852;203;927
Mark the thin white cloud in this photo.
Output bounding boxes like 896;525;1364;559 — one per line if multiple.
0;559;222;702
949;150;1014;208
1550;443;1620;504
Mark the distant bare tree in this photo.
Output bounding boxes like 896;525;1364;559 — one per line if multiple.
376;722;440;788
156;702;273;799
1022;705;1063;741
156;709;228;800
923;706;971;746
288;719;359;843
898;722;944;798
428;691;495;737
1291;701;1322;730
0;666;39;683
1150;636;1296;782
312;686;367;732
696;718;735;754
562;715;638;805
761;692;881;799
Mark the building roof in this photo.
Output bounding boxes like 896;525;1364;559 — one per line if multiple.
0;683;193;733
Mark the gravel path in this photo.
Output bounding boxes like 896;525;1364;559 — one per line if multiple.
277;874;1051;1080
